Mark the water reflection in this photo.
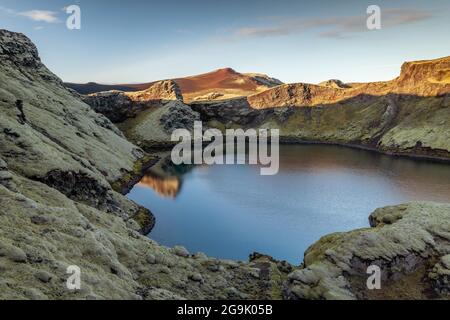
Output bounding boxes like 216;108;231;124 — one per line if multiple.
138;152;193;198
138;174;181;199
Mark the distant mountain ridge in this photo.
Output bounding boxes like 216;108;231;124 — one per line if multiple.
65;68;283;102
64;81;144;94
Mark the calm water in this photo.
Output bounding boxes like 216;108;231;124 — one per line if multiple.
128;145;450;264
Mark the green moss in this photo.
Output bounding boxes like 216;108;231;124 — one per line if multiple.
268;264;285;299
111;154;158;194
131;206;155;235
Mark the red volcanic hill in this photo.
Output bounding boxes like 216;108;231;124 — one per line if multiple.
65;68;283;102
172;68;282;102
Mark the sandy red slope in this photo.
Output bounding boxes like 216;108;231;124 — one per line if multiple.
175;68;261;93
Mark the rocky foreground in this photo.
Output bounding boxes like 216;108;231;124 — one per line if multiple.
1;29;449;299
285;202;450;300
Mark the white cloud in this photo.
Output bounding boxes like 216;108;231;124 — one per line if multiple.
0;6;61;24
18;10;61;23
234;8;434;39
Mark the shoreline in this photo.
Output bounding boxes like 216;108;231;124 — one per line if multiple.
278;138;450;164
112;154;160;195
124;137;450;180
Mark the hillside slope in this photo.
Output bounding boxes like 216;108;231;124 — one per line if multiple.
0;29;155;228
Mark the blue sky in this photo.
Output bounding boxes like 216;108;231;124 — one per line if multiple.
0;0;449;84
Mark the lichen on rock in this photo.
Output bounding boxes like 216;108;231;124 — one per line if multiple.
284;202;450;300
